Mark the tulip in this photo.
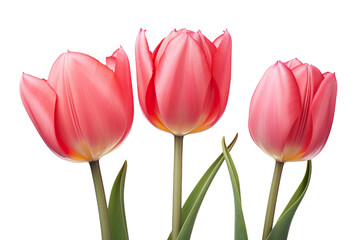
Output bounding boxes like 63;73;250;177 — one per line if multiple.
135;28;232;240
135;28;232;136
249;59;337;162
249;59;337;240
20;48;133;240
20;49;133;162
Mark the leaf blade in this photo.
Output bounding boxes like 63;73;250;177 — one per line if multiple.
108;161;129;240
222;137;248;240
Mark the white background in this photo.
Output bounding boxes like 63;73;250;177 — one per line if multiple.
1;0;359;239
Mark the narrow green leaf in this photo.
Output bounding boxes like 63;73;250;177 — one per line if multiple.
168;134;238;240
222;137;248;240
108;161;129;240
266;160;312;240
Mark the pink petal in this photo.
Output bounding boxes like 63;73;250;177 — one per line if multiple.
153;29;182;67
143;78;170;132
20;73;67;158
110;47;134;115
106;56;116;71
135;29;155;120
302;72;337;159
152;38;165;61
249;62;302;160
195;30;217;68
106;47;134;150
212;30;232;123
135;30;169;132
154;33;212;135
281;114;313;161
285;58;303;69
281;64;323;160
190;80;221;133
292;64;324;106
47;51;130;161
213;32;224;48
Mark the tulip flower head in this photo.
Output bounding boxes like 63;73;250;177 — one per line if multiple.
249;59;337;162
135;29;232;136
20;49;134;162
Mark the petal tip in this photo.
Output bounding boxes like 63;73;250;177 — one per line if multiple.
324;72;336;78
223;29;231;37
274;60;286;67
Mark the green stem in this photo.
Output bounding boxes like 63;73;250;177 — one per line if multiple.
172;135;184;240
90;160;111;240
262;161;284;240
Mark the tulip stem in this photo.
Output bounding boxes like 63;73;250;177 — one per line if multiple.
90;160;111;240
262;161;284;240
172;135;184;240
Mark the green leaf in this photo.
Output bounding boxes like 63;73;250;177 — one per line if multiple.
108;161;129;240
266;160;312;240
222;137;248;240
168;134;238;240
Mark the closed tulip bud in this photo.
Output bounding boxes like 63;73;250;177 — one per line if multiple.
20;49;134;162
135;29;232;136
249;59;337;162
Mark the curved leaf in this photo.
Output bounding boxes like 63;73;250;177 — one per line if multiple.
168;134;238;240
266;160;312;240
222;137;248;240
108;161;129;240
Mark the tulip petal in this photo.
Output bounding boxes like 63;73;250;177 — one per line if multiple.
281;64;323;161
20;73;67;158
281;116;313;161
106;55;116;71
135;30;155;117
249;62;302;160
154;29;184;67
107;47;134;150
212;30;232;122
302;72;337;159
110;47;134;117
190;80;221;133
47;52;130;161
213;32;224;48
292;64;324;105
144;79;171;132
135;29;168;132
194;31;217;67
154;33;212;135
285;58;303;70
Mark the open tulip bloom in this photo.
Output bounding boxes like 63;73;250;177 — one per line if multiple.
20;49;133;240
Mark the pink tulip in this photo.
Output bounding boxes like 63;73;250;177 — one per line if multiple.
135;29;232;136
20;49;134;162
249;59;337;162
